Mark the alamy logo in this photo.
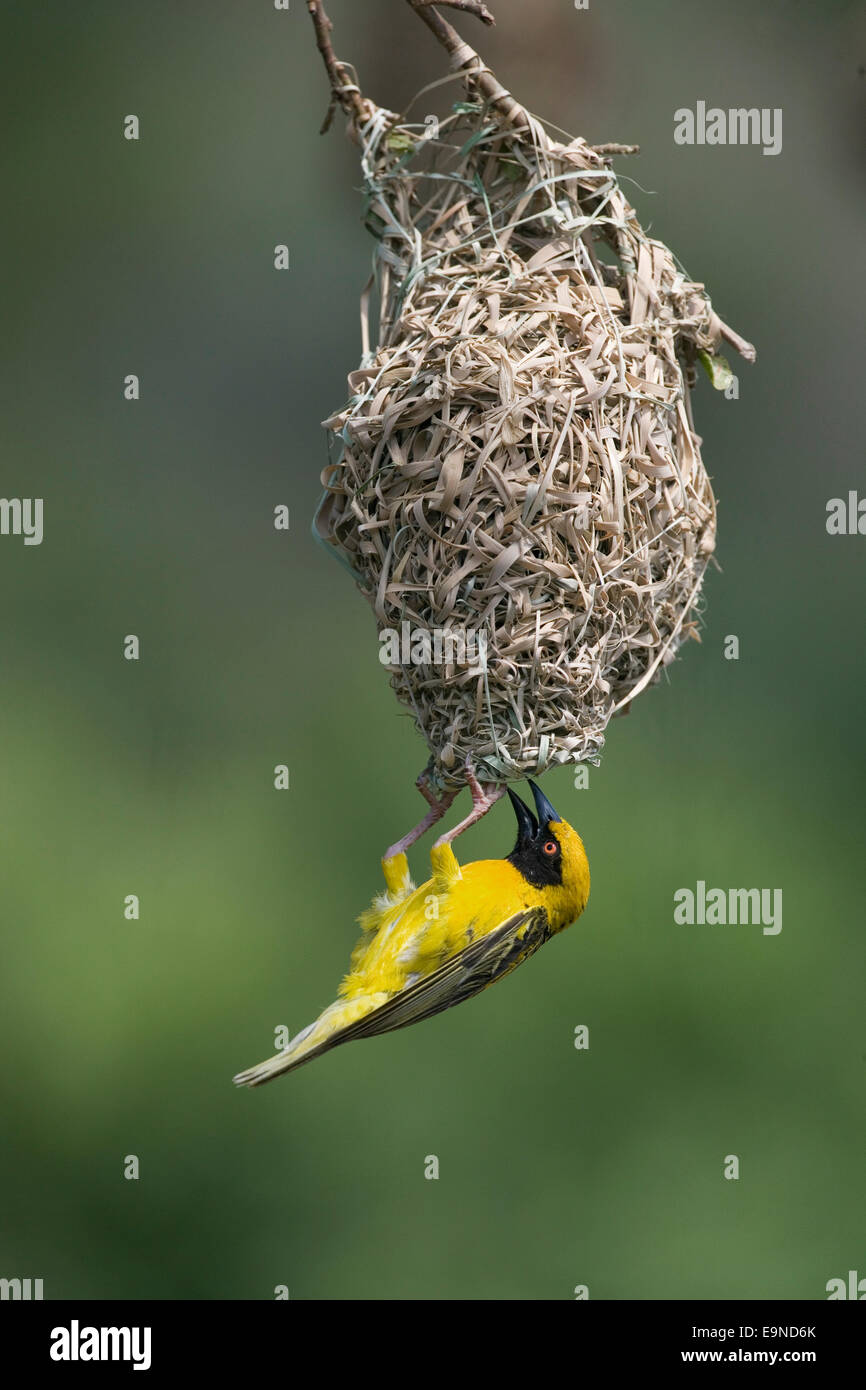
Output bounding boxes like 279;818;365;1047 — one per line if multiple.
0;497;43;545
826;1270;866;1299
674;881;783;935
826;492;866;535
50;1320;152;1371
379;621;487;670
0;1276;43;1299
674;102;782;156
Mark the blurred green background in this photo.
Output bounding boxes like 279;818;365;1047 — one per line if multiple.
1;0;863;1300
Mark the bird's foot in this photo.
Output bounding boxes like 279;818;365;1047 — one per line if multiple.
383;767;456;862
433;759;504;846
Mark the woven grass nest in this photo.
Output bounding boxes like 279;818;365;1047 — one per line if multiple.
313;4;754;794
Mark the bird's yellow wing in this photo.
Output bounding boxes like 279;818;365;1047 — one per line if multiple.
343;906;551;1040
235;907;551;1085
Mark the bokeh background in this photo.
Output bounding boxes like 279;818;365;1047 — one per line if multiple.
1;0;863;1300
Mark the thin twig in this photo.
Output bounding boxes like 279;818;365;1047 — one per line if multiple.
405;0;481;62
307;0;364;131
409;6;639;160
719;319;757;363
404;0;526;125
416;0;495;23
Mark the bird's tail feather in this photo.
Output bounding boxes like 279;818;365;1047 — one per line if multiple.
232;993;387;1088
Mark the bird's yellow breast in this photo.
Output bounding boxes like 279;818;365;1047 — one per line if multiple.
340;829;589;1002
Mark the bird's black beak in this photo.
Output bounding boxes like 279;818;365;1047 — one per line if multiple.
528;779;561;830
507;788;538;853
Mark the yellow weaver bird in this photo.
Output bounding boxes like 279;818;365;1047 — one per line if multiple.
233;780;589;1087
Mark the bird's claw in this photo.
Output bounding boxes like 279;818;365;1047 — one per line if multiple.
384;768;456;861
433;758;504;847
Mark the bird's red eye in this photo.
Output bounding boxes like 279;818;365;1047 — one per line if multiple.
543;840;557;855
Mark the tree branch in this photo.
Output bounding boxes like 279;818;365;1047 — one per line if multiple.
307;0;364;131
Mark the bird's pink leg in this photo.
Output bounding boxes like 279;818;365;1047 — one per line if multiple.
433;762;504;847
384;768;457;861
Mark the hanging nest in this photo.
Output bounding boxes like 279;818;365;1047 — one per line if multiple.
313;7;754;792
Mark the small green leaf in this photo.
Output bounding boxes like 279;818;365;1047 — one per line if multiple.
386;131;416;154
698;350;734;391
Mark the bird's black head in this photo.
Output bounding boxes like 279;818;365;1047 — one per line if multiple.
506;780;564;888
